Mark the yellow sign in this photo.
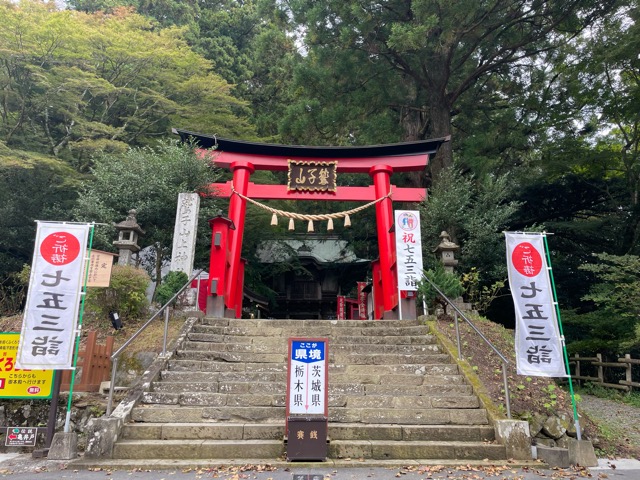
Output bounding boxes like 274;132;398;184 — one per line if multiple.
85;250;117;287
0;333;54;399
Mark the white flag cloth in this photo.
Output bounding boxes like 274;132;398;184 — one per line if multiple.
17;223;90;370
505;233;567;377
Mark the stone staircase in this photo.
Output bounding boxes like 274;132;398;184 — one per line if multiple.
107;317;508;463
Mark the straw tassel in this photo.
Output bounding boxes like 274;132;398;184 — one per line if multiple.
270;213;278;226
307;219;314;232
327;218;334;231
288;218;295;231
344;214;351;227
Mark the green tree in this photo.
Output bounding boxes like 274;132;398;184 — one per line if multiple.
419;168;520;286
418;262;463;315
0;1;255;168
564;253;640;354
73;141;222;291
0;142;82;280
279;0;619;181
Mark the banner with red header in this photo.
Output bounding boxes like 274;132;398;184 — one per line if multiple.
17;223;90;370
505;233;567;377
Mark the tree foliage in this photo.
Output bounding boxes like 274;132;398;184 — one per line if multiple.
279;0;619;180
420;167;520;286
564;253;640;355
0;1;255;168
418;262;464;315
73;141;222;288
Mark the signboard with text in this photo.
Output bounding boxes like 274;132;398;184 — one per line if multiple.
287;160;337;192
84;250;116;287
4;427;38;447
0;333;53;399
394;210;423;291
287;339;328;417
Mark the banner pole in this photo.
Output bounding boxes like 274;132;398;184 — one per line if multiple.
542;232;582;441
64;223;95;433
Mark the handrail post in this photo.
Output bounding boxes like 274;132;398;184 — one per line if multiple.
421;273;512;419
502;361;512;419
454;311;462;360
107;356;118;416
104;269;202;418
162;307;170;357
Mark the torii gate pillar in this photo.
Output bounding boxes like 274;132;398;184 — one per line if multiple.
370;164;397;319
225;160;254;317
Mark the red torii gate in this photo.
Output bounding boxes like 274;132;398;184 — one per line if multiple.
174;128;449;319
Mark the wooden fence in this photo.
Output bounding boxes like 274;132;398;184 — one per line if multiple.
61;331;114;392
569;353;640;392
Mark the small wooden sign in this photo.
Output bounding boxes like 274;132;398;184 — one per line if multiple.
85;250;117;287
288;160;337;192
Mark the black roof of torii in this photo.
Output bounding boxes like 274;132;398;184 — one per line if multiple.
172;128;450;159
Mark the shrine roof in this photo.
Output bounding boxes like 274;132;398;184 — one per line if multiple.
173;128;449;159
257;238;369;265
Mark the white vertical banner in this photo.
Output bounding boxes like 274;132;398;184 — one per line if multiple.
17;223;90;370
505;233;567;377
395;210;423;291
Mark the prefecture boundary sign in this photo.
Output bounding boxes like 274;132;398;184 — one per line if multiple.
287;338;328;416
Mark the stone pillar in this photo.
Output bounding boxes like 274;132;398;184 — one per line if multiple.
170;193;200;276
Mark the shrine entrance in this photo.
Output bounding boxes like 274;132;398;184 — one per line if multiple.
174;129;449;320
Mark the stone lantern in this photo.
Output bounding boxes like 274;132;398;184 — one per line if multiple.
113;209;145;266
435;231;459;274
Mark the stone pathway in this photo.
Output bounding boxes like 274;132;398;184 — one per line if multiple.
579;394;640;457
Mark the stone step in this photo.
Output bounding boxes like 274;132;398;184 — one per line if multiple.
121;422;284;441
330;424;495;442
158;370;462;385
151;381;473;396
188;332;436;346
121;422;494;442
166;359;453;374
181;341;441;355
141;391;480;409
175;350;445;365
131;406;489;425
110;438;504;461
328;440;505;460
194;323;432;338
112;439;284;459
200;318;423;329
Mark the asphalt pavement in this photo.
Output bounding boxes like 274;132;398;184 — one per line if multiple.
1;454;640;480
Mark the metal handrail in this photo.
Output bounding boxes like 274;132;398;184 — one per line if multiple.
106;269;203;415
421;274;512;419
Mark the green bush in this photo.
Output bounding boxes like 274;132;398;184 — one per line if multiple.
85;265;150;324
154;271;189;306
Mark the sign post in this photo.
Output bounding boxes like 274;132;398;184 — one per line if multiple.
286;338;328;461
